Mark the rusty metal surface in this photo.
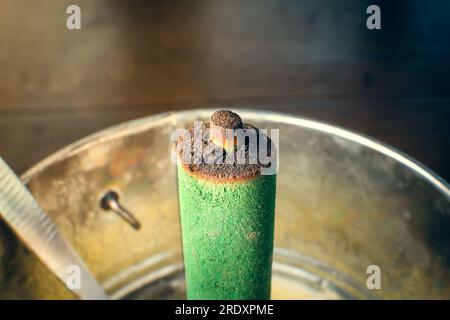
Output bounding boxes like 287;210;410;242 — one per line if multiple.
0;109;449;299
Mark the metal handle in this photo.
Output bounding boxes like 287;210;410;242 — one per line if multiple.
100;191;141;230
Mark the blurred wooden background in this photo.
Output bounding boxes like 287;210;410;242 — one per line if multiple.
0;0;449;180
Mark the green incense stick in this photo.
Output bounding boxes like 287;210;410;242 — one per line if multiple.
176;110;277;300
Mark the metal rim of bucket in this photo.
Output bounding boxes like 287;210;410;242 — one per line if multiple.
21;108;450;199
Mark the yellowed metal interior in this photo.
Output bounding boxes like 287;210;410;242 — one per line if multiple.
0;110;449;299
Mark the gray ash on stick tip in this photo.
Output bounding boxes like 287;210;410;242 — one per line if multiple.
211;110;243;130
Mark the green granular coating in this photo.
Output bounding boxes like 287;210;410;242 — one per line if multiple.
177;165;276;300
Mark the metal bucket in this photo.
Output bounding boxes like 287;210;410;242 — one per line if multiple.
0;109;449;299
